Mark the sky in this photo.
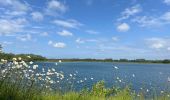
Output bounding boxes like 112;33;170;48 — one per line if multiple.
0;0;170;59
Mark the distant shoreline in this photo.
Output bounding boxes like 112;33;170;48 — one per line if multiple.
44;59;170;64
1;52;170;64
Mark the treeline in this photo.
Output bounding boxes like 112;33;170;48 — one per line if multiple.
48;58;170;64
0;53;47;61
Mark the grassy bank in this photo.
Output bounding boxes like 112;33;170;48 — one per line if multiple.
1;80;170;100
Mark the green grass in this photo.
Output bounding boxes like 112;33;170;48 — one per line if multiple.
1;80;170;100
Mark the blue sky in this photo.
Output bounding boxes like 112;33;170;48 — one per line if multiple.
0;0;170;59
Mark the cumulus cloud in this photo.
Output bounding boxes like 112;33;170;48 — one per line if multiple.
161;12;170;21
41;32;48;36
117;23;130;32
48;40;53;45
118;4;142;21
76;38;100;44
46;0;67;16
17;34;32;41
112;37;119;41
146;37;170;50
167;47;170;51
76;38;85;44
48;40;66;48
53;19;82;29
164;0;170;5
0;18;27;35
0;0;29;16
57;30;73;36
53;42;66;48
31;12;44;21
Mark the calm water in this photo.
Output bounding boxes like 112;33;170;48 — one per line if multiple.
36;62;170;93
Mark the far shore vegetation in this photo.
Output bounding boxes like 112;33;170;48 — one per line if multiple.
0;45;170;64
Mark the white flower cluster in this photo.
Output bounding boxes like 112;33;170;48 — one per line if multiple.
0;57;65;91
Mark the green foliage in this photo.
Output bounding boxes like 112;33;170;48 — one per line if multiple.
0;53;47;61
91;81;117;97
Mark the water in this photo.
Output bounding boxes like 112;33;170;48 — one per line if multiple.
36;62;170;93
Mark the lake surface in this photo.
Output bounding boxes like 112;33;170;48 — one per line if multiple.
36;62;170;93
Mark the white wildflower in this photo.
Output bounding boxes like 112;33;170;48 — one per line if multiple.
161;91;164;94
80;80;83;83
114;66;119;70
27;56;31;58
146;89;149;92
12;58;17;61
18;57;22;60
29;61;33;64
52;68;55;71
69;74;73;77
132;74;135;78
59;60;62;63
1;59;4;62
33;65;38;69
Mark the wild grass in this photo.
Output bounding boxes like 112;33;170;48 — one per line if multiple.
0;58;170;100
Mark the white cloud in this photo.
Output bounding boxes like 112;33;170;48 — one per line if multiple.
0;0;29;16
164;0;170;5
53;42;66;48
2;41;13;46
5;10;27;16
46;0;67;15
146;37;170;49
17;34;32;41
161;12;170;21
31;12;43;21
112;37;119;41
57;30;73;36
48;40;66;48
86;30;99;34
167;47;170;51
132;16;161;27
0;18;27;35
41;32;48;36
118;4;142;21
117;23;130;32
132;12;170;27
76;38;85;44
53;19;82;29
76;38;100;44
48;40;53;45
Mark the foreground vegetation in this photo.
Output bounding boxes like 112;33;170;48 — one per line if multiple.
1;57;170;100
